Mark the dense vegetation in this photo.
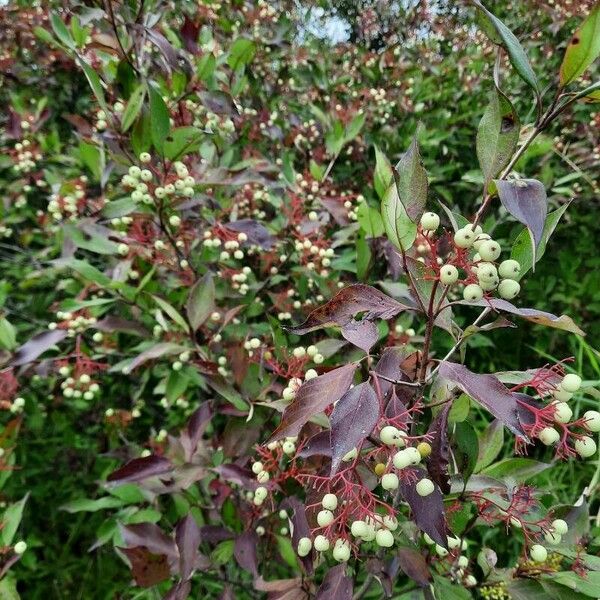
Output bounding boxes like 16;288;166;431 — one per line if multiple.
0;1;599;598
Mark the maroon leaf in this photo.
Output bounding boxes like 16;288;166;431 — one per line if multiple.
234;531;258;576
400;467;448;547
495;179;547;249
96;316;148;336
120;523;178;559
269;364;358;441
385;387;413;425
315;564;352;600
10;330;67;366
180;402;212;461
397;547;432;587
374;346;407;397
175;514;200;580
213;464;259;489
144;28;180;71
123;343;188;374
282;497;313;572
459;298;584;336
254;577;307;599
180;17;199;53
288;285;408;335
225;220;276;249
297;431;332;458
107;455;173;484
438;362;526;438
341;319;379;353
199;526;234;544
120;547;170;588
330;382;380;474
426;403;451;494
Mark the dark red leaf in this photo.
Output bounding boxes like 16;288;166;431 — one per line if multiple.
315;564;352;600
400;467;448;547
96;316;148;336
175;514;200;580
330;382;380;474
234;531;258;576
397;547;432;587
269;364;358;441
495;178;547;248
297;431;331;458
199;525;234;544
225;220;276;249
282;497;313;572
438;362;526;438
426;403;451;494
120;547;170;587
10;330;67;366
213;464;259;489
374;346;408;397
107;455;173;483
180;402;212;461
288;285;408;335
180;17;199;53
120;523;178;559
385;387;413;425
341;319;379;353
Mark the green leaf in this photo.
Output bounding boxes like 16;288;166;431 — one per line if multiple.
433;575;471;600
482;457;551;481
356;232;372;281
276;535;300;570
345;112;365;141
60;497;124;513
63;223;119;255
185;273;215;331
164;126;204;160
0;495;28;546
131;108;152;156
151;295;189;333
211;539;235;565
61;258;112;287
77;58;108;113
0;318;17;351
148;84;170;154
395;135;428;222
50;13;74;48
453;422;479;483
448;394;470;423
381;183;417;253
166;370;190;402
207;377;249;411
356;201;384;238
546;571;600;597
0;577;20;600
227;38;255;70
77;141;103;180
560;4;600;86
511;202;570;278
373;145;394;199
475;2;539;95
121;83;146;132
476;87;520;185
475;420;504;472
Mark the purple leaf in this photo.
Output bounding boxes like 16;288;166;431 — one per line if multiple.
96;316;148;336
297;431;332;458
400;467;448;547
330;382;380;474
225;220;276;249
397;547;432;587
459;298;584;336
315;564;352;600
269;364;358;441
10;330;67;366
107;455;173;484
180;17;199;53
288;285;408;335
282;497;313;572
163;581;192;600
122;343;188;374
144;27;179;71
426;403;451;494
180;402;212;461
234;531;258;576
199;526;234;544
374;346;408;398
496;179;547;249
438;362;526;438
175;514;200;580
120;523;178;559
213;464;258;489
340;319;379;353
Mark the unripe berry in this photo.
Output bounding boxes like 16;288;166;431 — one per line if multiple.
472;232;491;250
478;240;501;261
405;446;422;465
457;555;469;568
305;369;318;380
465;575;477;587
254;486;268;500
313;535;330;552
498;259;521;280
544;531;561;545
551;519;569;535
435;544;448;557
447;536;461;549
256;471;270;483
321;493;338;511
139;152;151;163
530;544;547;563
538;427;560;445
553;402;572;424
423;533;435;545
381;472;399;490
498;279;520;300
297;537;312;557
313;353;324;364
332;539;351;562
454;227;475;248
13;541;27;555
561;374;582;393
117;243;129;256
416;478;435;497
417;442;432;458
380;425;405;446
351;520;368;538
477;262;498;282
552;388;572;402
439;264;459;285
463;283;483;302
342;447;357;461
375;529;394;547
374;463;386;476
317;509;334;527
583;410;600;432
169;215;181;227
420;212;440;231
575;436;597;457
282;441;296;455
393;449;411;469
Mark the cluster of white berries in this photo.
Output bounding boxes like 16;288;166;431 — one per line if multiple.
368;87;396;126
183;98;235;133
47;180;88;222
171;350;191;372
292;238;335;276
58;366;100;401
420;213;522;302
394;323;416;338
10;397;25;414
537;374;598;456
12;139;41;172
529;519;569;563
292;345;324;364
48;311;96;336
423;534;475;584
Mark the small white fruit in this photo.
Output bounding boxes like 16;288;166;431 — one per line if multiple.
297;537;312;557
553;402;573;424
561;374;582;393
381;473;399;490
332;539;351;562
498;259;521;279
350;520;368;538
420;212;440;231
544;531;561;545
416;478;435;497
375;529;394;547
538;427;560;446
529;544;547;563
463;283;483;302
498;279;520;300
440;264;459;285
317;509;335;527
478;240;501;261
454;228;475;249
551;519;569;535
321;493;338;511
313;535;330;552
583;410;600;432
575;436;597;458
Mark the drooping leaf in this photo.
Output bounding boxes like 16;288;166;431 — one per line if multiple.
175;514;201;580
107;455;173;484
560;4;600;86
477;88;520;185
400;467;448;547
475;2;539;95
330;382;379;474
340;319;379;353
233;531;258;576
121;83;146;132
148;84;170;153
426;403;451;494
481;457;551;481
225;220;276;249
10;330;67;366
395;135;428;222
373;145;394;199
381;183;417;253
269;364;358;440
356;201;385;238
438;362;526;437
397;547;432;587
288;284;408;335
186;273;215;331
122;343;188;374
315;564;352;600
120;547;171;588
496;179;547;253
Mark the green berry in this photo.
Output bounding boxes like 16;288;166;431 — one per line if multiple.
317;509;334;527
454;227;475;249
553;402;572;424
551;519;569;535
498;259;521;279
375;529;394;547
313;535;330;552
575;436;597;458
440;264;459;285
350;520;368;538
332;539;351;562
297;537;312;557
463;283;483;302
498;279;520;299
420;212;440;231
476;262;497;282
561;374;582;393
544;531;561;545
322;493;338;511
416;478;434;497
393;449;411;469
478;240;501;261
538;427;559;445
530;544;547;563
583;410;600;432
381;472;399;490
